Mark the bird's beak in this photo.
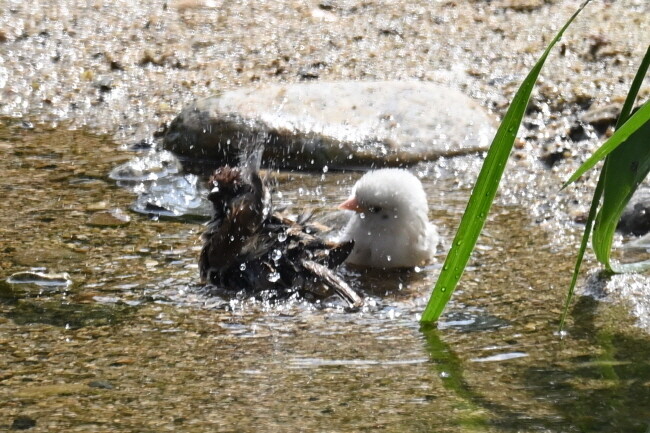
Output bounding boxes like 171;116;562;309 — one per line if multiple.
339;196;362;212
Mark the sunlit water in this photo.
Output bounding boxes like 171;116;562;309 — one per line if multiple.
2;122;650;432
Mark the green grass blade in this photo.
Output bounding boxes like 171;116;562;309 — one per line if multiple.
560;46;650;329
420;0;591;324
593;118;650;272
562;101;650;189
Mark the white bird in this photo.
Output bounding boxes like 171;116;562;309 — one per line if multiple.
339;168;438;268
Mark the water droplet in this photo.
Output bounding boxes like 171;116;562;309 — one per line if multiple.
440;287;447;292
439;371;451;378
322;165;329;173
455;240;463;246
443;264;449;271
414;266;422;273
277;231;287;242
386;255;392;262
271;249;282;261
267;272;281;283
239;263;247;271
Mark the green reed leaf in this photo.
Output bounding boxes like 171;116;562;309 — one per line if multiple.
593;117;650;272
420;0;591;324
560;45;650;330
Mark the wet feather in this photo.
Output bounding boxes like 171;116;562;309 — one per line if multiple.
199;147;362;307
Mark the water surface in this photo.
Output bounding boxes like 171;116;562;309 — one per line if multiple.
2;121;650;432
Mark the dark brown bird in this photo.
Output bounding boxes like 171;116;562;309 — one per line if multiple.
199;146;362;308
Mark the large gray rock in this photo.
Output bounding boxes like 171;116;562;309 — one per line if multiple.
163;81;495;170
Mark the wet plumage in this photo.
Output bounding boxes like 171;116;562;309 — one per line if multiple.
199;149;362;307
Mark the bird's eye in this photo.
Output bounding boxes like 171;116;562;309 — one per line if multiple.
368;206;382;213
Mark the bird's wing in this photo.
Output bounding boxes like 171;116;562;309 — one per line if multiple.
301;260;363;308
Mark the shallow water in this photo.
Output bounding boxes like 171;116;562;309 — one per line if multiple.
3;121;650;432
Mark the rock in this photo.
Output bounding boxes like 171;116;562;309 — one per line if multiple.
163;81;495;170
3;272;72;299
581;103;620;133
88;380;114;390
618;187;650;236
88;208;131;227
11;416;36;430
86;201;109;211
6;271;72;288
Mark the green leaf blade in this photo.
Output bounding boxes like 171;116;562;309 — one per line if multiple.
560;44;650;329
593;118;650;272
420;0;592;324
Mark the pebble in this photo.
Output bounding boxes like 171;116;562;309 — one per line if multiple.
11;416;36;430
86;201;110;211
581;103;621;132
163;81;496;169
6;271;72;288
88;380;114;390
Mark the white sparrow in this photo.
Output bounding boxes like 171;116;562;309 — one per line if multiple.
339;168;438;268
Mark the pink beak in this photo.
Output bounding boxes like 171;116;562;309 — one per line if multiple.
339;196;362;212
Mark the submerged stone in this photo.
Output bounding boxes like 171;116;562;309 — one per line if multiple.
163;81;495;169
88;380;114;390
6;271;72;288
2;272;71;300
11;415;37;430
